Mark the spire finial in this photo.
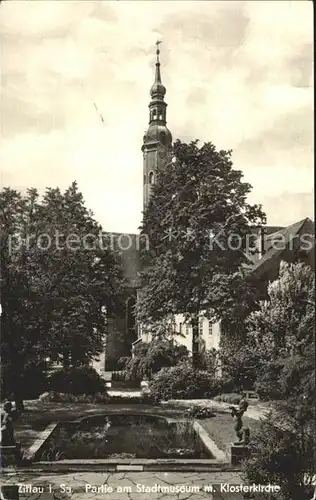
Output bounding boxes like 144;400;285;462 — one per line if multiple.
150;40;166;98
156;40;162;63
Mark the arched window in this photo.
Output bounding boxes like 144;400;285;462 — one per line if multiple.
148;171;154;185
159;131;166;145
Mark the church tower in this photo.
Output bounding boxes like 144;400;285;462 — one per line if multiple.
142;42;172;212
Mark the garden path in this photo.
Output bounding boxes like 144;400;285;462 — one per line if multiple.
1;471;244;499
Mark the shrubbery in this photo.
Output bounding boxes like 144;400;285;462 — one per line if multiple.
1;361;49;400
39;391;109;403
39;391;154;404
241;263;315;499
120;339;189;381
149;362;222;402
48;366;106;395
242;414;315;500
254;361;284;401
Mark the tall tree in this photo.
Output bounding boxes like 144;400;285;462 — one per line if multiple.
243;262;315;499
0;183;126;404
138;140;265;368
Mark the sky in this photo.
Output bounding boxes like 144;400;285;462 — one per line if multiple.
0;0;313;233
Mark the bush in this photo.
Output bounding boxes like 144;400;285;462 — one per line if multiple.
48;366;106;395
120;339;189;381
39;391;154;404
108;393;155;405
149;362;222;403
39;391;109;403
242;414;315;500
1;361;49;400
220;344;260;392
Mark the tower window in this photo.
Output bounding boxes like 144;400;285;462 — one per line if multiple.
148;171;154;185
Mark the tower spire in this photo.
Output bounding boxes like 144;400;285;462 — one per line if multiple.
142;42;172;211
150;40;166;100
155;40;162;84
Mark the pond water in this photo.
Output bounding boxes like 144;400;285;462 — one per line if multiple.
39;414;213;460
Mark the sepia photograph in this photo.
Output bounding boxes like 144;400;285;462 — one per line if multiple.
0;1;314;499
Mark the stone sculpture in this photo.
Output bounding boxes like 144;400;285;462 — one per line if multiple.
229;398;250;445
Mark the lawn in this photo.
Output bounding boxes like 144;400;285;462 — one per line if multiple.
200;414;261;457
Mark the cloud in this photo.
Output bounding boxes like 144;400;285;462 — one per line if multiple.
0;0;313;232
258;191;314;227
234;105;314;169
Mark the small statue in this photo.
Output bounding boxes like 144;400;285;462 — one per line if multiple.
229;398;250;445
0;401;15;446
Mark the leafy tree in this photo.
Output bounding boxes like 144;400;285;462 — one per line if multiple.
246;261;315;399
0;183;126;405
0;188;37;408
242;262;315;499
138;140;265;367
219;343;261;391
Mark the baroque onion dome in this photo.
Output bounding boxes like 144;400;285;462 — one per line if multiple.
142;42;172;149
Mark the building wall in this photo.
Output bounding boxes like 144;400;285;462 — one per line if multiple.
143;147;157;210
140;314;221;354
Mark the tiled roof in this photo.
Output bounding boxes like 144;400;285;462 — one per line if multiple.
104;219;314;287
250;218;314;278
246;225;285;264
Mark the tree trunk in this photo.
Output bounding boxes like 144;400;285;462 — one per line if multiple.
191;315;200;370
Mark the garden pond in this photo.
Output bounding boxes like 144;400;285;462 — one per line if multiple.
38;413;214;460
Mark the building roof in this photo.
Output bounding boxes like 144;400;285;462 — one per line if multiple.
250;218;314;278
106;219;314;289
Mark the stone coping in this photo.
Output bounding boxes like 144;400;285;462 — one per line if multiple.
23;423;58;461
5;459;240;473
193;421;227;462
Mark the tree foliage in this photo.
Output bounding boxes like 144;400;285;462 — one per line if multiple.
0;183;126;401
242;262;315;499
120;338;189;381
138;140;265;367
149;361;222;403
246;261;315;400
